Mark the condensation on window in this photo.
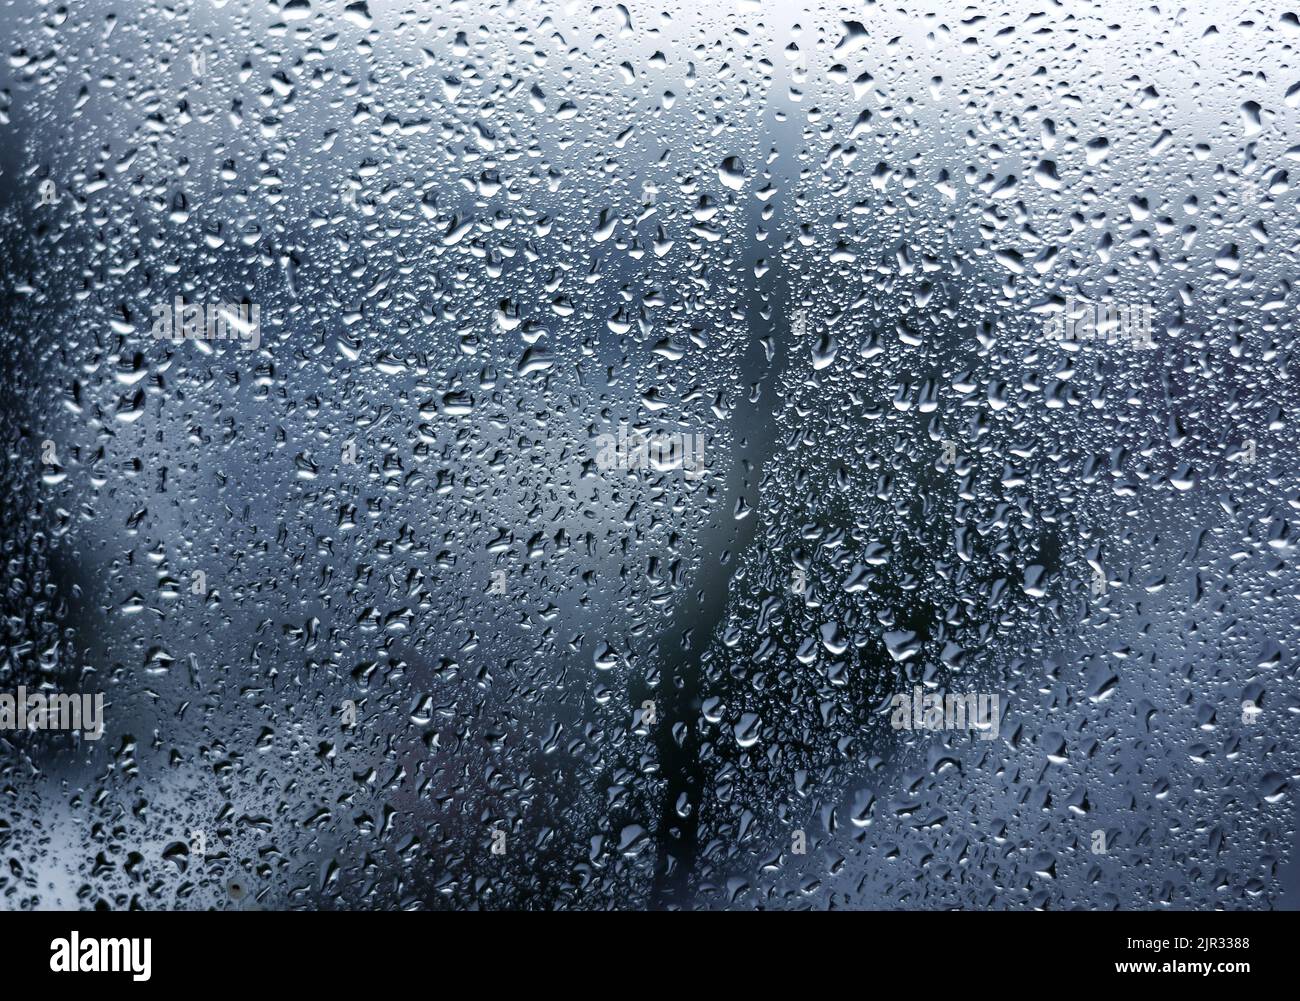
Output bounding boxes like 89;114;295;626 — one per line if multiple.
0;0;1296;911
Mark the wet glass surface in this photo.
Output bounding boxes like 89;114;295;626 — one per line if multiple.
1;0;1298;910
